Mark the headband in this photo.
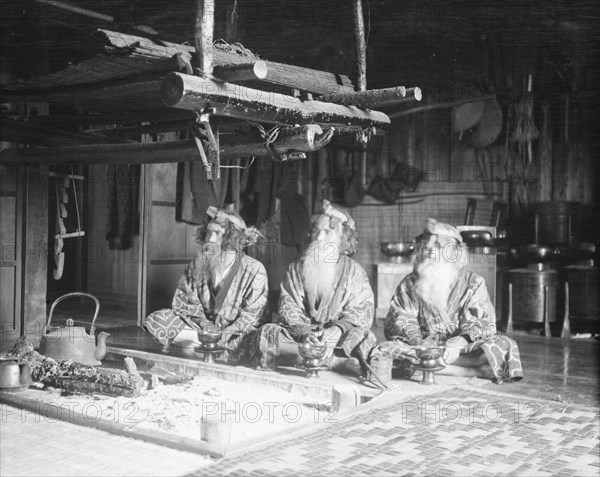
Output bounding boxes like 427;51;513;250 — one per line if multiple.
424;218;463;243
206;206;263;247
322;199;356;231
206;206;247;231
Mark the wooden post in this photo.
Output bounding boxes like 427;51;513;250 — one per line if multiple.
195;0;214;75
544;285;551;338
538;101;552;202
353;0;368;186
352;0;367;92
306;153;313;218
561;282;571;339
506;282;514;335
22;166;49;346
231;158;240;213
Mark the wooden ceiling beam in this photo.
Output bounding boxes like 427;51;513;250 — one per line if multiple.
0;126;331;165
24;109;195;127
0;117;133;146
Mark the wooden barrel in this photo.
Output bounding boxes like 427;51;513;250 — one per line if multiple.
509;268;558;323
534;201;580;244
564;265;599;321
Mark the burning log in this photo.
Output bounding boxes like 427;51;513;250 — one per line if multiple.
7;336;145;397
161;72;390;134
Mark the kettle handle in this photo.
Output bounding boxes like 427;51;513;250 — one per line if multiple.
46;292;101;334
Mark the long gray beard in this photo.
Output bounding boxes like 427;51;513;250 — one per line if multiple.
414;258;459;316
196;244;225;283
302;242;338;300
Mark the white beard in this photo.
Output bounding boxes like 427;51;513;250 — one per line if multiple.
302;241;338;300
414;256;460;316
197;243;230;284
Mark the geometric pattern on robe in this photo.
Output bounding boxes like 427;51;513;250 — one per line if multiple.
379;268;523;383
249;255;376;368
143;252;268;358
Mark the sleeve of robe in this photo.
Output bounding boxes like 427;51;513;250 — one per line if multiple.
332;261;374;334
384;276;423;343
171;258;211;327
278;262;313;341
457;274;497;342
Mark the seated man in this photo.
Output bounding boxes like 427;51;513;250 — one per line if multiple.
250;200;376;372
371;218;523;383
144;206;268;361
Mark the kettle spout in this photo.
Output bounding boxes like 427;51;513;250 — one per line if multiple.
95;331;111;361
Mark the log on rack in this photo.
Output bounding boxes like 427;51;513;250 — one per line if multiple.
161;72;390;134
213;61;268;82
319;86;422;109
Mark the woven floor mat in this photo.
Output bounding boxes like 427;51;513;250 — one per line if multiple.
188;385;600;477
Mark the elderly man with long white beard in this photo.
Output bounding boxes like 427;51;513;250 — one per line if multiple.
143;206;268;362
372;218;523;383
249;200;376;372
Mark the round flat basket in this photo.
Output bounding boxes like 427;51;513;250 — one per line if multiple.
462;99;503;148
453;101;485;132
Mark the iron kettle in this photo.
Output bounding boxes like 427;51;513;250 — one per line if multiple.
38;292;109;366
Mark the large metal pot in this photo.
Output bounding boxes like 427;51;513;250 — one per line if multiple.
38;292;109;366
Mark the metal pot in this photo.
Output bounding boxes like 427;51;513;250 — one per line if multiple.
38;292;109;366
518;243;562;262
0;357;31;390
380;241;416;257
460;230;494;246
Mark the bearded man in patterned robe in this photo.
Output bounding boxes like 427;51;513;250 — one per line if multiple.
250;200;376;372
143;206;268;362
371;218;523;383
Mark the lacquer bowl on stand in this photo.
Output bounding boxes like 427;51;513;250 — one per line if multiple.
414;346;446;385
195;329;224;363
296;342;328;378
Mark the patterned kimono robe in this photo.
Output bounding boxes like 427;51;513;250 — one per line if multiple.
144;252;268;357
250;255;376;368
376;268;523;383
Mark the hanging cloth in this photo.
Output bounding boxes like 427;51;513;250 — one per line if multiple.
106;164;140;250
177;160;230;224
